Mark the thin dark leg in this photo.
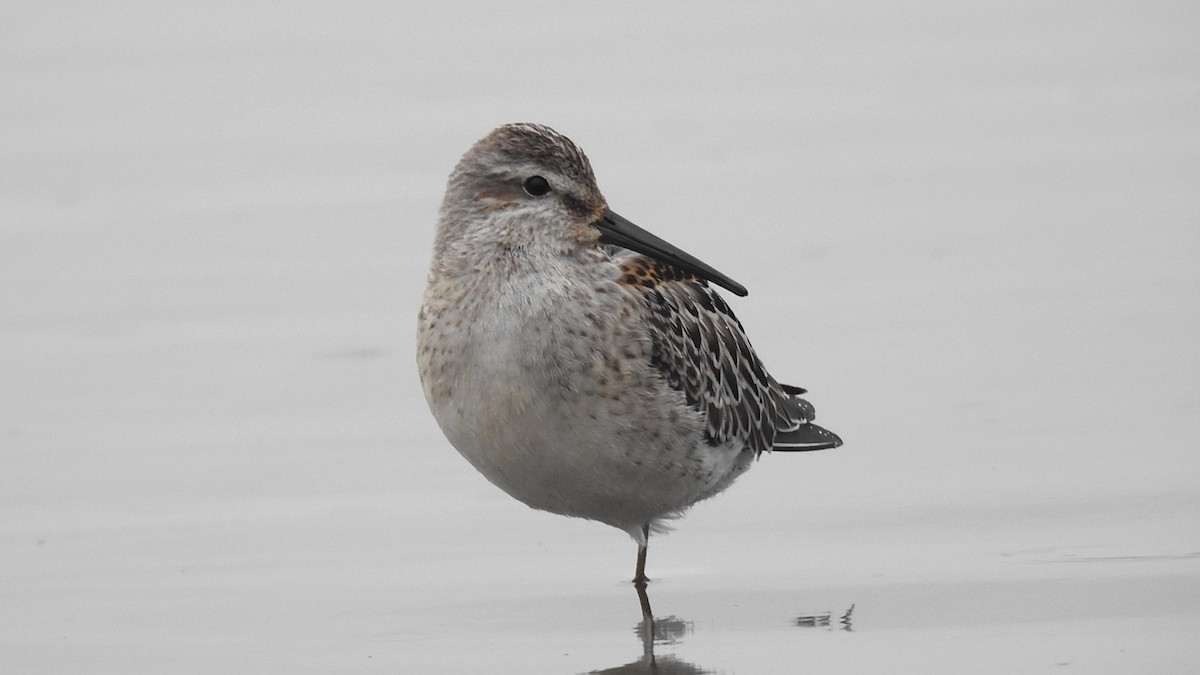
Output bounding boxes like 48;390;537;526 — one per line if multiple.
633;523;650;586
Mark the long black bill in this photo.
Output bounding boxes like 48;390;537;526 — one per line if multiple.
593;209;748;297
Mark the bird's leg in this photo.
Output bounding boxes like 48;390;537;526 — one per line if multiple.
633;523;650;586
633;545;648;586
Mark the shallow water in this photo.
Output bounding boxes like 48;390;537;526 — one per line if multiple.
3;2;1199;673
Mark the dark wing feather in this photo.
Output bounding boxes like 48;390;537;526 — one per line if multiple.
619;256;842;455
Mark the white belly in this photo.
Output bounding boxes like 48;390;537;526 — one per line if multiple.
417;285;753;535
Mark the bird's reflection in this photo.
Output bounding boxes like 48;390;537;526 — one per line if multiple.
587;585;856;673
586;583;709;674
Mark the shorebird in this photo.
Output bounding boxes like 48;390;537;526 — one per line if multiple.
417;123;841;585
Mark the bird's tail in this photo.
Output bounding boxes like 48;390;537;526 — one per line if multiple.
773;421;842;451
774;383;842;451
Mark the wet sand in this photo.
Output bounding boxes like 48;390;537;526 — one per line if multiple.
3;2;1198;672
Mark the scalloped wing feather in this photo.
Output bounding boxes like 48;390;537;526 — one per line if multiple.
618;256;841;456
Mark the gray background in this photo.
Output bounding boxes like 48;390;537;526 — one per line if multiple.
3;2;1198;672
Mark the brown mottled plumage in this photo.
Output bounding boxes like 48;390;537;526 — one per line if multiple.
418;123;841;585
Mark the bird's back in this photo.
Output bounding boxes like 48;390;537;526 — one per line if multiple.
617;253;841;457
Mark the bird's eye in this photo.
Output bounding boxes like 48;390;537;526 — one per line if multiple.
522;175;552;197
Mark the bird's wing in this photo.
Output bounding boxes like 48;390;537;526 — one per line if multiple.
617;255;841;455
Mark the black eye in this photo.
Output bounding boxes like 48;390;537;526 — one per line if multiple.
522;175;552;197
